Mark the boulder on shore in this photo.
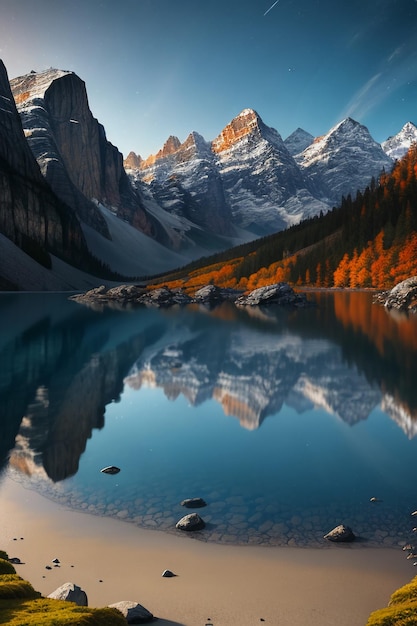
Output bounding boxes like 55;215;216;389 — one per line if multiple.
108;600;154;623
235;282;311;307
47;582;88;606
176;512;206;531
374;276;417;312
70;281;312;309
323;524;355;543
137;286;192;307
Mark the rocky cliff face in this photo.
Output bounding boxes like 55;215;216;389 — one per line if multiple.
0;61;88;270
10;68;162;241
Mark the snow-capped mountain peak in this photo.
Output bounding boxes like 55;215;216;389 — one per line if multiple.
296;117;393;204
211;108;282;153
284;127;314;156
382;121;417;160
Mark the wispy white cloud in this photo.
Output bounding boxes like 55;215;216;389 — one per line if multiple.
340;41;417;122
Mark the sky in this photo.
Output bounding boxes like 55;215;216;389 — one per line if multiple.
1;0;417;159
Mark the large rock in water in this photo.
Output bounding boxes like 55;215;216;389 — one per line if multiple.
180;497;207;508
47;582;88;606
176;512;206;531
323;524;355;543
376;276;417;312
235;282;310;307
108;600;154;623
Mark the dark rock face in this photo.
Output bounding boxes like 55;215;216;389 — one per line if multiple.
375;276;417;312
323;524;355;542
0;61;88;266
10;69;163;242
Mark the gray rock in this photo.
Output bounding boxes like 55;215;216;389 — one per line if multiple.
324;524;355;543
47;582;88;606
71;284;146;304
180;497;207;508
375;276;417;312
137;286;192;307
108;600;154;623
193;284;224;304
235;282;310;307
176;512;206;531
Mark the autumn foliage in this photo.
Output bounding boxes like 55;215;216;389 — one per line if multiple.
151;145;417;293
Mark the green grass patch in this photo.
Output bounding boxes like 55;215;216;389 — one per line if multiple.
0;548;132;625
0;598;127;625
389;578;417;607
0;574;39;600
367;576;417;625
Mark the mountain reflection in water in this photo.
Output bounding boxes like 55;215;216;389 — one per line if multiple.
1;291;417;548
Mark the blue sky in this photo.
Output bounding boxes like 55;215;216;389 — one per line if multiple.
1;0;417;158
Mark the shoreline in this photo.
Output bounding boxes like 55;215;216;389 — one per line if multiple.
0;475;414;626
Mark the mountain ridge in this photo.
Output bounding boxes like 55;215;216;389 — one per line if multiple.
2;61;417;290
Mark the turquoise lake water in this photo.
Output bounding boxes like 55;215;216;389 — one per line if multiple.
1;291;417;548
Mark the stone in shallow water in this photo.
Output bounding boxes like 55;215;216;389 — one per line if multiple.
180;497;207;508
100;465;120;475
176;512;205;531
324;524;355;542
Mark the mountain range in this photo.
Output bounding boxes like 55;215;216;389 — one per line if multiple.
1;60;417;289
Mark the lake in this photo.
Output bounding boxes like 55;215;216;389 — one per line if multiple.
1;290;417;549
